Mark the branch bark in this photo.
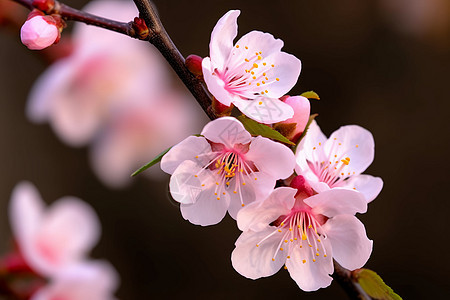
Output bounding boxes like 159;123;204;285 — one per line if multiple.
332;261;371;300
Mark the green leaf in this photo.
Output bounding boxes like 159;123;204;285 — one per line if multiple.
354;269;402;300
131;147;171;177
236;115;295;145
293;113;318;152
300;91;320;100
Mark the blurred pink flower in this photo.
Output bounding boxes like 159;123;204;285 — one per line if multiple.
202;10;301;124
90;93;202;188
295;121;383;202
161;117;296;226
31;261;119;300
9;182;118;298
26;0;169;146
232;176;372;291
20;15;58;50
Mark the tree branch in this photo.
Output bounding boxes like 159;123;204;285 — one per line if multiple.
132;0;215;120
332;261;371;300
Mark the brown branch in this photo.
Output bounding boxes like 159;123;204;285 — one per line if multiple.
132;0;215;120
332;261;371;300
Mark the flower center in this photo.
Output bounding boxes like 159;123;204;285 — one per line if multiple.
309;139;358;188
256;209;328;264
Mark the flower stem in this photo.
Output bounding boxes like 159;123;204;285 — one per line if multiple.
332;260;371;300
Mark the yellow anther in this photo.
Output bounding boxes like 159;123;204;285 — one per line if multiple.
313;147;316;150
302;260;306;264
341;172;344;176
294;237;298;240
339;143;342;145
233;191;237;194
356;145;359;148
257;83;260;86
245;46;248;49
258;55;262;60
241;204;245;207
254;177;257;180
317;239;321;242
259;101;262;105
272;258;275;261
242;182;246;186
195;155;199;158
341;159;349;165
248;83;251;85
263;73;266;76
290;239;293;242
194;175;198;177
245;58;249;62
253;76;257;80
289;228;293;231
216;182;219;185
280;248;284;251
345;157;350;161
253;63;258;68
287;256;290;259
236;45;239;48
284;240;288;243
256;244;259;247
261;91;264;94
217;197;220;200
324;254;327;257
223;192;226;195
259;51;262;54
278;229;282;232
316;253;319;256
263;62;266;66
271;64;275;67
251;71;254;75
226;182;230;186
201;184;205;187
313;259;316;262
308;225;312;228
284;266;287;270
265;90;268;93
309;244;313;248
302;234;307;240
214;193;217;195
276;78;280;81
262;81;265;84
319;142;322;146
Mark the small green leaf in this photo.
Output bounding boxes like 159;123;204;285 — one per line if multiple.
236;115;295;145
131;147;171;177
354;269;402;300
293;113;318;152
300;91;320;100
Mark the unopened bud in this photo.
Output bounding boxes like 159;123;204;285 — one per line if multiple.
21;15;59;50
290;175;314;197
32;0;55;13
185;54;203;78
274;96;310;143
132;17;149;40
212;96;232;117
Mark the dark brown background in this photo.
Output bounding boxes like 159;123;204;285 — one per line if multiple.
1;0;449;299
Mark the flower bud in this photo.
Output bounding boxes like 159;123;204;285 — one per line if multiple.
185;54;203;77
20;15;59;50
274;96;310;143
32;0;55;14
131;17;149;40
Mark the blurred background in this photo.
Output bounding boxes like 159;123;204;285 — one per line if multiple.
1;0;449;299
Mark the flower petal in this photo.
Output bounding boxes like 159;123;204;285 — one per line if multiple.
9;182;45;249
31;260;119;300
201;117;251;147
233;97;294;124
246;136;296;179
28;197;101;276
295;120;328;180
209;10;240;69
234;31;284;59
180;189;230;226
232;227;287;279
202;57;235;106
160;136;213;174
305;188;367;217
324;125;375;175
322;215;373;270
256;51;301;99
286;238;333;291
237;187;296;232
227;171;276;220
344;174;383;203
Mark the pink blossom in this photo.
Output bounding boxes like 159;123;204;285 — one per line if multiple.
202;10;302;124
9;182;119;299
20;15;58;50
161;117;296;226
296;121;383;202
232;176;372;291
31;261;118;300
26;0;169;146
277;96;311;141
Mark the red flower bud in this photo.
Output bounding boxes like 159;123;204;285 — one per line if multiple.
185;54;203;78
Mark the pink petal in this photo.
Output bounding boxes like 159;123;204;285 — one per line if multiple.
28;197;101;276
322;215;373;270
180;190;230;226
246;136;296;179
227;171;276;220
202;58;236;106
160;136;213;174
237;187;296;232
324;125;375;175
279;96;311;135
201;117;251;147
305;188;367;218
286;239;334;291
209;10;240;69
9;182;45;251
31;260;119;300
233;97;294;124
295;120;328;180
232;227;287;279
344;174;383;203
254;51;301;99
20;16;58;50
